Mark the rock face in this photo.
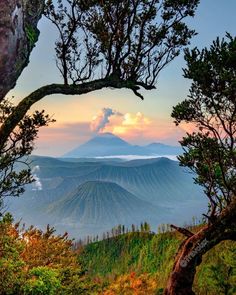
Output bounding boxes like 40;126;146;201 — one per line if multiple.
0;0;44;100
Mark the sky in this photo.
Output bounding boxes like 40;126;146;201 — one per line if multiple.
10;0;236;157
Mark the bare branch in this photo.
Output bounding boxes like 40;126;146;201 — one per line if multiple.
170;224;194;238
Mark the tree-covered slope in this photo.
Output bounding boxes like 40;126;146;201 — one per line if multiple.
79;229;236;295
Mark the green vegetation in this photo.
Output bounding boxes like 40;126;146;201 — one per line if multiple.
25;24;38;48
23;267;61;295
0;214;98;295
79;226;236;294
79;231;179;277
0;215;235;294
165;33;236;294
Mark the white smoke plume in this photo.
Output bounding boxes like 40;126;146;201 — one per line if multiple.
32;175;43;191
32;165;42;191
90;108;122;133
32;165;40;174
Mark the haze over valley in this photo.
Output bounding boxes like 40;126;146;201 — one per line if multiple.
8;133;206;238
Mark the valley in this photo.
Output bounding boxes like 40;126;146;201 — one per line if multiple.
8;155;206;238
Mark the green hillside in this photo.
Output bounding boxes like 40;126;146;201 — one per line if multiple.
1;214;236;295
79;228;236;294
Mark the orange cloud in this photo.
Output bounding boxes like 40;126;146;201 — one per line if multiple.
102;111;186;144
34;109;194;157
108;112;151;135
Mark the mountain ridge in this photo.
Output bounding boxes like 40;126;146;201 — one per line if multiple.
46;180;166;227
8;156;206;238
63;133;182;158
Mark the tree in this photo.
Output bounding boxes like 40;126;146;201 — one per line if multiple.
0;213;25;294
131;224;136;232
0;214;97;294
0;100;53;212
164;34;236;295
0;0;44;100
0;0;199;209
143;222;151;232
0;0;47;212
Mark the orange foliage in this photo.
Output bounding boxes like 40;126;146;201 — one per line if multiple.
20;225;77;269
103;272;158;295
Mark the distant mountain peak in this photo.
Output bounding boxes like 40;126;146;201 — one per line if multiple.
96;132;116;137
63;132;131;158
46;179;161;227
146;142;175;147
85;132;129;146
63;132;182;158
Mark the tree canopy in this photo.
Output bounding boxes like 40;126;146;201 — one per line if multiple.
165;34;236;295
45;0;198;92
172;34;236;220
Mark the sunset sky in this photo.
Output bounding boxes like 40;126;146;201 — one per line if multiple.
10;0;236;156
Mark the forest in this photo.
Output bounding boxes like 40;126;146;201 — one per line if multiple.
1;216;236;294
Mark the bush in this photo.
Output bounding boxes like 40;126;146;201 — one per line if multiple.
23;267;61;295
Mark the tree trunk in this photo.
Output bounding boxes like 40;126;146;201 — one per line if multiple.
0;0;44;101
164;198;236;295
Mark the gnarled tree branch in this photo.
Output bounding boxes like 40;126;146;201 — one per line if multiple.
0;77;145;148
170;224;194;238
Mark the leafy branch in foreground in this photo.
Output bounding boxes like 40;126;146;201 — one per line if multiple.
45;0;198;90
0;98;54;211
164;34;236;295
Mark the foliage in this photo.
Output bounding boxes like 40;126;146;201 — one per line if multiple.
1;215;236;294
80;230;186;289
20;225;77;269
163;34;236;295
195;241;236;295
23;267;61;295
79;232;156;276
172;34;236;219
103;272;158;295
79;227;236;294
0;99;54;211
0;214;25;295
45;0;199;96
0;214;98;294
25;24;39;48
